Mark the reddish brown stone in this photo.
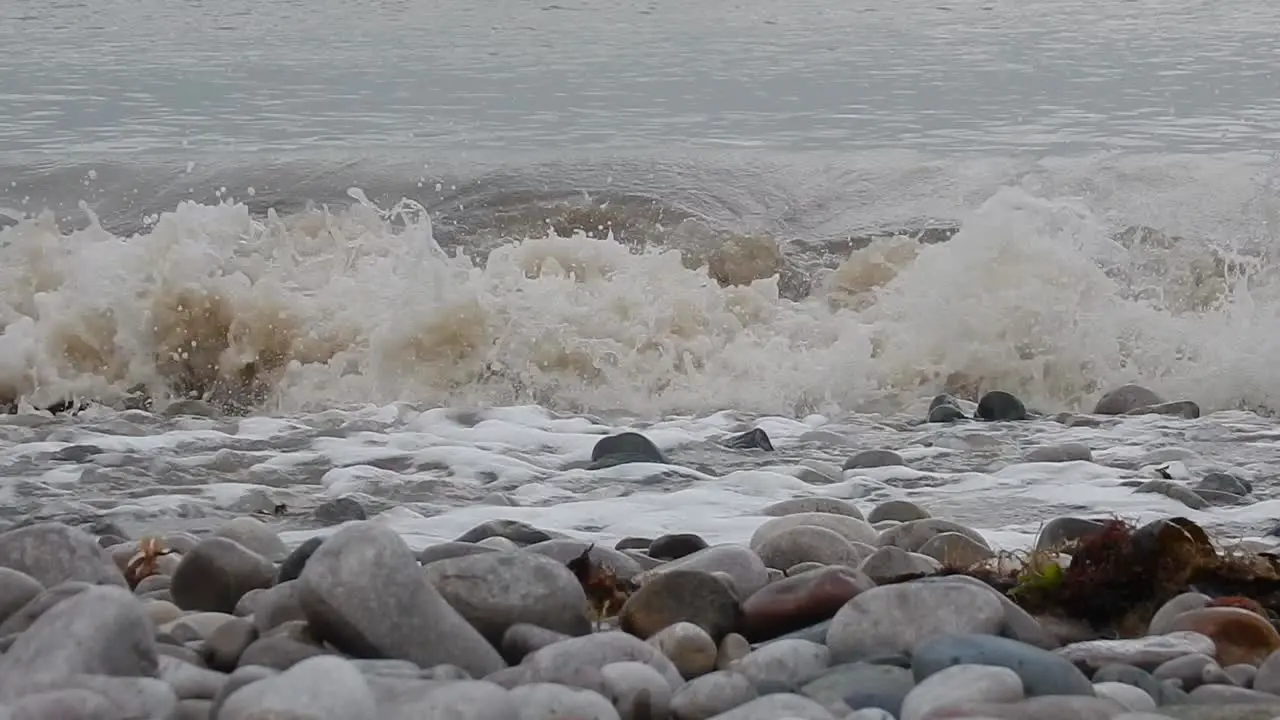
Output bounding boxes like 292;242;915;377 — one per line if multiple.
740;566;874;642
1167;606;1280;666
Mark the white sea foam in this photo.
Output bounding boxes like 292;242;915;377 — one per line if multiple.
2;184;1279;420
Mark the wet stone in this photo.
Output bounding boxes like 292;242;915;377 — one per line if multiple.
843;449;905;470
801;662;916;715
1127;401;1202;419
1056;631;1217;671
276;535;324;584
866;500;931;524
1167;607;1280;667
750;512;878;548
827;582;1004;661
213;517;288;562
1024;443;1093;463
731;638;830;690
740;565;874;643
1095;384;1164;415
1195;473;1251;496
763;497;864;519
1135;480;1211;510
590;431;667;469
1152;653;1232;691
976;390;1028;421
648;533;709;560
455;519;553;546
670;670;757;720
0;568;43;626
644;545;770;599
755;525;869;571
647;621;718;679
877;518;991;553
0;522;127;588
502;623;573;665
724;428;774;451
859;546;941;582
900;664;1025;720
170;537;276;614
314;496;368;525
1035;516;1108;551
911;633;1095;696
917;532;995;568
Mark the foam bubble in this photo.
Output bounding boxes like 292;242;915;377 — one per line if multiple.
1;185;1278;417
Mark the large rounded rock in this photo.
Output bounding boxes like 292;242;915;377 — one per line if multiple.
170;537;276;613
859;546;941;582
917;533;995;568
750;513;878;549
877;519;990;553
218;656;376;720
741;566;874;643
621;570;740;641
0;567;44;626
642;545;770;600
670;670;757;720
648;534;709;561
900;664;1024;720
1094;384;1162;415
976;391;1028;421
277;536;324;583
213;517;288;562
0;585;158;695
521;632;684;691
424;550;591;643
647;622;717;679
590;432;667;469
827;582;1004;661
755;526;870;571
866;500;931;524
0;522;126;587
1165;607;1280;666
296;521;506;677
912;633;1094;696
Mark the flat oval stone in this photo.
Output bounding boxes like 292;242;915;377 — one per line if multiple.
1166;607;1280;666
620;570;741;641
900;664;1025;720
911;633;1094;696
917;533;995;568
827;583;1003;662
741;566;874;643
750;513;878;549
1055;632;1216;671
866;501;931;525
755;526;869;571
876;519;990;553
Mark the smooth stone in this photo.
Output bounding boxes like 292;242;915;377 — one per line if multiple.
724;428;774;451
526;539;644;580
508;683;621;720
0;569;43;626
213;517;288;562
731;639;830;690
371;678;516;720
601;661;673;720
1056;632;1218;671
827;583;1004;661
314;496;368;526
912;633;1095;696
866;500;931;524
644;545;770;599
976;391;1028;421
9;688;126;719
1252;649;1280;694
741;566;874;643
1195;489;1248;506
801;662;915;714
1127;401;1201;419
755;526;869;571
1224;663;1257;688
170;537;276;613
927;695;1129;719
16;675;177;719
0;581;91;636
900;663;1025;720
175;698;214;720
249;580;306;634
218;656;376;720
159;655;228;699
704;692;838;720
523;632;685;691
1149;593;1212;635
502;623;572;665
859;546;941;582
918;532;996;568
590;431;667;469
716;633;750;671
621;569;741;641
276;536;324;584
1187;685;1280;704
1196;473;1251;496
615;537;653;552
786;562;828;576
0;523;126;587
0;585;157;695
843;450;905;470
209;665;278;719
418;542;499;565
649;534;710;561
205;616;258;671
1166;607;1280;666
764;498;864;520
750;513;878;549
648;622;718;679
671;670;757;720
877;518;991;553
136;574;172;595
913;575;1058;649
1134;481;1211;510
929;404;967;423
1157;706;1280;720
237;634;330;670
1025;443;1093;463
475;536;521;552
456;519;553;546
163;611;237;641
1153;653;1232;690
146;599;184;626
424;550;591;643
1035;517;1108;552
1095;385;1164;415
1094;682;1158;712
1093;664;1188;707
297;521;506;677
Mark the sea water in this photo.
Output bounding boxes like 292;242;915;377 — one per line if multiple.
2;0;1280;549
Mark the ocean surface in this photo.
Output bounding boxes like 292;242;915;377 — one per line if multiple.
2;0;1280;550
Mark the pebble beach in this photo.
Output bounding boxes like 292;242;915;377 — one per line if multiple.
3;384;1280;719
